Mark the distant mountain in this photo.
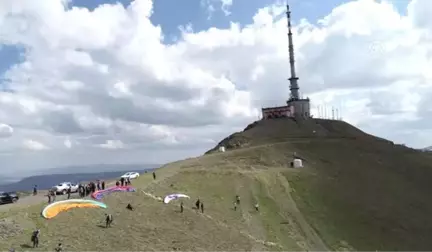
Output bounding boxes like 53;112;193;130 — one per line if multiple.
0;176;20;185
0;168;157;192
37;163;160;175
419;146;432;152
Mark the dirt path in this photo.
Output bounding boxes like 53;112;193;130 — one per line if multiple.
0;181;118;212
0;192;74;212
275;173;328;251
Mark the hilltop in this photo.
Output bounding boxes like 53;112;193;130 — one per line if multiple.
2;118;432;251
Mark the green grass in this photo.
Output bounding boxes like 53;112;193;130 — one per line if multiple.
2;118;432;251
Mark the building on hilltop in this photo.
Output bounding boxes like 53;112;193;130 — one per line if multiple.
261;4;310;120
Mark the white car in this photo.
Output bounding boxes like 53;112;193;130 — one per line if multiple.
52;182;79;195
120;172;140;180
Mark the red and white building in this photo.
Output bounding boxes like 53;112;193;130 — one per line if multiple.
261;105;294;119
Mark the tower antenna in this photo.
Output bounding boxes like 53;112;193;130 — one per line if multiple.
287;4;299;101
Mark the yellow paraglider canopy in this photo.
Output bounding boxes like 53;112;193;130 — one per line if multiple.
41;199;107;219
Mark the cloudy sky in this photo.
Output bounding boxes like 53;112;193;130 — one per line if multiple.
0;0;431;176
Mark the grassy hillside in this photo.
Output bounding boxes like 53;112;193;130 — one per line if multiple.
2;118;432;251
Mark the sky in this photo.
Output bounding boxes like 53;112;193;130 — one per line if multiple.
0;0;431;176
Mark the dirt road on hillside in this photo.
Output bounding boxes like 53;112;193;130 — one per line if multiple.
0;181;117;212
0;191;72;212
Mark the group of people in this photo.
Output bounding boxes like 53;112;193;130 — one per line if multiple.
78;180;106;197
233;195;259;211
29;229;62;251
45;180;107;203
115;177;131;187
178;194;258;215
178;198;204;213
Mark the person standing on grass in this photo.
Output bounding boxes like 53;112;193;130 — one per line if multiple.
200;202;204;213
97;180;101;191
67;186;71;199
233;201;237;211
47;191;52;203
55;243;63;252
33;185;37;196
180;201;184;213
105;213;113;228
101;181;105;190
51;190;56;202
254;203;259;212
91;182;96;193
80;185;85;197
31;229;40;248
195;198;200;210
153;171;156;180
120;177;125;186
236;195;240;205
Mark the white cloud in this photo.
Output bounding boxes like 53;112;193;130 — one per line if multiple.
64;138;72;148
0;123;13;138
99;139;124;149
23;140;49;151
201;0;233;18
0;0;431;175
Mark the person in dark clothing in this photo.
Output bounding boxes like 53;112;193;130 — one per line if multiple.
79;185;84;197
54;243;63;252
51;190;56;202
126;203;134;210
200;202;204;213
235;195;240;205
152;172;156;180
195;199;200;210
101;181;105;190
67;186;71;199
180;201;184;213
97;181;101;191
31;229;40;248
126;177;131;185
105;213;113;228
115;181;120;186
47;192;52;203
120;177;125;186
91;182;96;193
33;185;37;196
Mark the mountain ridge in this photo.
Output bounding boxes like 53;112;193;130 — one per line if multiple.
3;118;432;251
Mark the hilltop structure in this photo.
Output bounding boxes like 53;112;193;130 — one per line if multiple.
262;5;310;119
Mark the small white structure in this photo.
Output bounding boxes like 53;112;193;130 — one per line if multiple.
219;146;226;152
293;158;303;168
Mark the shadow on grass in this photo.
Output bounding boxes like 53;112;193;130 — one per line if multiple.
96;224;107;228
20;244;33;248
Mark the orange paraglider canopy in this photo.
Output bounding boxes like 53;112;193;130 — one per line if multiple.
41;199;107;219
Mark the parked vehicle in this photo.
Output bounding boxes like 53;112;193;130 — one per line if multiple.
0;191;19;204
52;182;79;195
120;172;140;180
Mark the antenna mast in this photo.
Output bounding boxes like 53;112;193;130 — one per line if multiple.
287;4;299;101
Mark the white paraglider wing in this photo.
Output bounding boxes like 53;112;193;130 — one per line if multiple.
163;193;190;204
